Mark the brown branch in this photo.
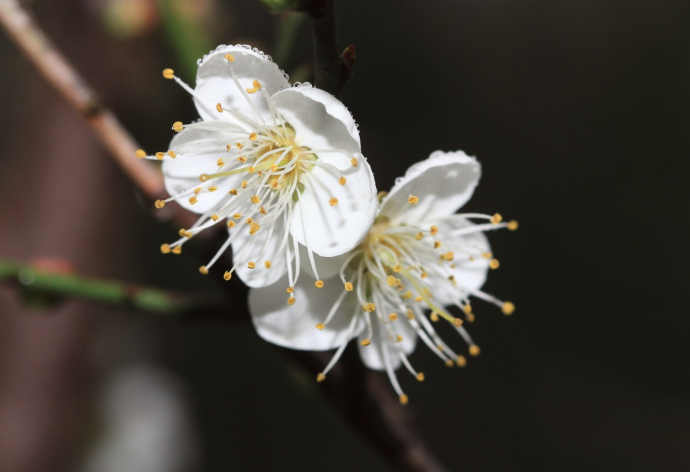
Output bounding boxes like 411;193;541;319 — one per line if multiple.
0;2;448;471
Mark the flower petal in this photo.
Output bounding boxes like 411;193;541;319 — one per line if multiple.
380;151;481;224
233;214;292;288
298;244;352;281
162;127;237;213
249;275;364;350
290;157;377;257
272;87;360;171
358;317;418;371
194;45;289;124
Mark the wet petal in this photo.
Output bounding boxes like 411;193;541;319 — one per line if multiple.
357;317;418;371
249;275;364;350
380;151;481;224
194;45;289;124
290;157;377;257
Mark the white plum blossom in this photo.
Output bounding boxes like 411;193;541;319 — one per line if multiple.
142;45;378;294
248;151;517;404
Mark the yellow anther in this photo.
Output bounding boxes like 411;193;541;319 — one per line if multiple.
466;313;475;323
430;225;439;235
160;244;171;254
229;189;238;195
288;297;296;305
286;286;294;293
216;103;223;113
402;291;412;300
183;230;193;238
223;271;232;280
339;176;346;185
464;304;472;314
199;266;209;275
168;150;177;159
329;198;339;206
416;373;425;382
155;200;166;209
351;157;358;167
448;275;456;286
162;68;174;79
387;275;397;287
270;179;279;189
420;272;428;279
408;195;419;205
491;213;503;224
269;164;278;172
315;280;324;288
252;79;262;89
249;133;258;140
415;296;423;302
248;166;256;174
315;373;326;383
377;191;388;202
155;152;164;160
199;174;209;182
453;318;463;327
430;312;439;322
502;301;515;315
360;339;371;346
246;217;253;224
456;356;467;367
469;345;481;356
211;214;219;222
189;196;198;205
217;158;224;166
399;394;409;405
251;195;260;204
194;187;202;195
344;282;353;291
264;260;271;269
396;335;403;342
260;206;267;215
445;359;454;367
238;156;247;163
225;53;235;62
249;222;261;234
388;313;398;321
406;309;414;320
233;213;242;219
172;246;182;254
482;252;493;259
315;323;325;331
246;87;257;94
490;259;500;269
434;241;442;249
441;251;455;261
247;262;256;269
135;149;146;159
172;121;183;132
227;221;235;228
392;265;402;272
507;220;519;230
242;180;248;188
226;144;232;152
209;186;218;192
415;232;423;240
236;142;244;149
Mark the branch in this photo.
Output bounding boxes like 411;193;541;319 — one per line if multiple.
301;0;354;98
0;0;192;227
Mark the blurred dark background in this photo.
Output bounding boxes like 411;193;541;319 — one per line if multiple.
1;0;689;471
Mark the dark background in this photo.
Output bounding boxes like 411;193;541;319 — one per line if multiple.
0;0;688;471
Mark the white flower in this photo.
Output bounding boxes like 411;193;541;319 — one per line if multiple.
144;45;378;292
248;151;518;404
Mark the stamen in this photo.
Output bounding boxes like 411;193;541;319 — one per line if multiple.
160;244;171;254
224;271;232;280
227;221;235;228
315;280;324;288
155;152;164;160
248;262;256;269
491;213;503;224
329;198;339;206
172;121;183;132
408;196;420;204
155;200;165;209
162;68;174;79
360;339;371;346
502;301;515;315
345;282;353;291
199;266;209;275
490;259;500;269
507;220;519;230
351;157;358;167
469;345;481;356
339;176;346;185
168;150;177;158
135;149;146;159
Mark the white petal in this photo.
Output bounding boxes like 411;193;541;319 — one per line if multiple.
249;275;364;350
380;151;481;224
298;244;352;281
194;45;289;124
162;127;236;214
290;158;377;257
233;214;292;288
273;87;360;171
358;317;418;371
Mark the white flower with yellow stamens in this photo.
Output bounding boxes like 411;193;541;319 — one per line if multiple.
144;45;378;294
248;151;517;403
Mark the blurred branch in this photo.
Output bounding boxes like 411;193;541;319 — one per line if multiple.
300;0;354;98
273;12;306;67
0;257;224;316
